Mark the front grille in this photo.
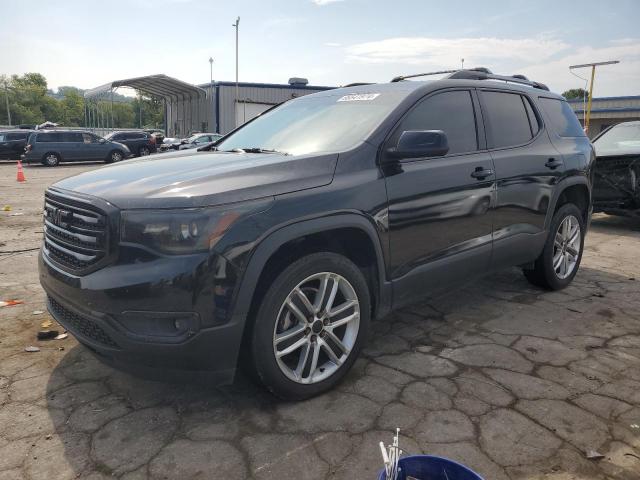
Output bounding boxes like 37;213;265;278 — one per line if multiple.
43;191;108;273
48;296;119;349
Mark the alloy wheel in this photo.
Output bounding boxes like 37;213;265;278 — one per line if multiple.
112;151;122;162
553;215;581;279
272;272;360;384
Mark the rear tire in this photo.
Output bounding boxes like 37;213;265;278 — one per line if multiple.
41;152;60;167
250;252;370;400
523;203;585;290
106;150;123;163
138;146;150;156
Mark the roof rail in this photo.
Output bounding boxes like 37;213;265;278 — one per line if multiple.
342;82;374;87
391;67;492;83
446;69;550;91
390;67;549;91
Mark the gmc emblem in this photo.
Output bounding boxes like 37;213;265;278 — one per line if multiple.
47;207;72;228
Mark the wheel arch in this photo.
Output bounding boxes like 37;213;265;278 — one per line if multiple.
231;214;391;327
545;177;591;231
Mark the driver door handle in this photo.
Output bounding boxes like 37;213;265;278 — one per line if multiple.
470;167;494;180
545;158;563;169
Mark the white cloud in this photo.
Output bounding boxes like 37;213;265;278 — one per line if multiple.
341;35;640;96
311;0;344;5
345;36;570;66
324;42;342;47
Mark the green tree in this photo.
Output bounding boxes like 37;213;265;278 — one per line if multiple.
562;88;589;100
0;72;163;129
60;90;85;126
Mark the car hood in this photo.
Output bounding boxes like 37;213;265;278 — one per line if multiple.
51;151;338;209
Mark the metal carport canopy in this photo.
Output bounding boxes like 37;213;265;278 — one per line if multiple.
84;74;206;99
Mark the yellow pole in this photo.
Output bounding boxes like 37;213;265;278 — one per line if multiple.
585;65;596;134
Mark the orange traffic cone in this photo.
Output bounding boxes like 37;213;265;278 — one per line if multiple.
16;160;26;182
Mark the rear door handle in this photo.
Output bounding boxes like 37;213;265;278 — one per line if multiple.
545;158;563;169
470;167;494;180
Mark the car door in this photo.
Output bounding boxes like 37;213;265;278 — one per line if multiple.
53;132;76;161
382;89;495;307
0;132;11;159
478;89;562;269
79;133;101;160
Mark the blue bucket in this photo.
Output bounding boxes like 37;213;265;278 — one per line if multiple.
377;455;484;480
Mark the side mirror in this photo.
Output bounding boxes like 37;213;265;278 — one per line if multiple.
99;138;106;144
387;130;449;159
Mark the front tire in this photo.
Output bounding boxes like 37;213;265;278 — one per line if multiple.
106;150;123;163
138;146;150;156
250;252;370;400
524;203;585;290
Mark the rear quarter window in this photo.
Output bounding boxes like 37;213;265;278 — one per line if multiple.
538;97;586;137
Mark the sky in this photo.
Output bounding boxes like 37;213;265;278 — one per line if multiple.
1;0;639;97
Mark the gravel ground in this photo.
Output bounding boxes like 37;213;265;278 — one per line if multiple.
1;162;639;480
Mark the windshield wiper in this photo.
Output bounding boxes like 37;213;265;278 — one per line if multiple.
226;147;289;155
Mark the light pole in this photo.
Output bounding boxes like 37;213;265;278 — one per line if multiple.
3;80;11;126
232;16;240;122
461;58;464;70
569;60;619;133
209;57;214;85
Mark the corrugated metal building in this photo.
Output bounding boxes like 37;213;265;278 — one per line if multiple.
164;79;333;137
567;95;640;138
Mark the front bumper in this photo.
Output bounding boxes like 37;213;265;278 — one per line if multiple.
39;249;246;385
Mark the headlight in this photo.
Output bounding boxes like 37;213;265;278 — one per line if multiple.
120;203;262;255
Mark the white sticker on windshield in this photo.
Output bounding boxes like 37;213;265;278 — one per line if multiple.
337;93;380;102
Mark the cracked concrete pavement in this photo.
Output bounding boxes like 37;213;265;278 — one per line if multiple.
1;162;639;479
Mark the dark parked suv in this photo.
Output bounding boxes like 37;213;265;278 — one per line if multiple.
104;131;157;156
24;130;131;166
39;69;594;399
0;129;34;159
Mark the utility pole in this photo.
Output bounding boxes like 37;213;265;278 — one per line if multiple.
569;60;619;133
209;57;214;86
461;58;464;70
3;80;11;126
232;16;240;123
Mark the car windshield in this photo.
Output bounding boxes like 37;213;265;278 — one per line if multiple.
594;123;640;153
216;91;406;156
104;133;115;140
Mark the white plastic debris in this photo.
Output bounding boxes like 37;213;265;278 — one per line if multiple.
24;346;40;352
380;428;403;480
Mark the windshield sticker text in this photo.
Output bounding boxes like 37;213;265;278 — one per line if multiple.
337;93;380;102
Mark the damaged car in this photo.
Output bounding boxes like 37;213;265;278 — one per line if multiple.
592;121;640;216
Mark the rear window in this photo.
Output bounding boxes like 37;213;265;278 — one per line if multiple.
481;91;534;148
539;98;586;137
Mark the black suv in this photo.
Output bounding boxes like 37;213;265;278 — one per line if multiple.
0;129;34;159
39;69;594;399
104;131;157;156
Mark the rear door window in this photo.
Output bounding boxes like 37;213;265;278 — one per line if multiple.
480;91;534;148
61;132;83;143
391;90;478;155
538;97;586;137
